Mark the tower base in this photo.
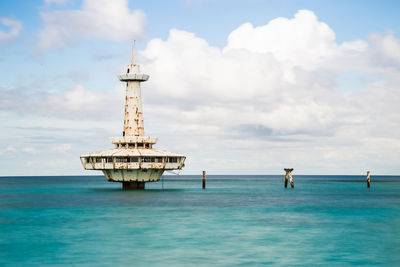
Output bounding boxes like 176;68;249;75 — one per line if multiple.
122;182;145;190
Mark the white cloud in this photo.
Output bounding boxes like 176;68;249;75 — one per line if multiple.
226;10;336;69
0;145;17;155
26;159;71;169
44;0;69;5
141;25;341;135
52;143;72;152
38;0;146;49
0;84;124;120
23;147;37;154
0;17;22;41
224;10;368;82
136;9;399;174
139;10;398;140
369;31;400;68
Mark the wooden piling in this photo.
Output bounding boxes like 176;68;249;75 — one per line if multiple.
289;171;294;188
367;171;370;188
202;170;206;189
284;168;294;188
284;171;289;188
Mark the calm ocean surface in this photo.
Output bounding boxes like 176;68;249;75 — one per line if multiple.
0;175;399;266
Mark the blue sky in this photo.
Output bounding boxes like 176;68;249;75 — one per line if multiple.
2;0;400;44
0;0;399;175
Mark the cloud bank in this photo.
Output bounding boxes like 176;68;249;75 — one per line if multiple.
137;10;399;173
38;0;146;49
142;10;367;136
0;84;123;120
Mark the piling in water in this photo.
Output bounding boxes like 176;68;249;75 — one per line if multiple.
289;171;294;188
284;168;294;188
284;171;289;188
202;171;206;189
367;171;371;188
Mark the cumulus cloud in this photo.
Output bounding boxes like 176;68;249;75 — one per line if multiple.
226;10;336;69
136;10;399;173
38;0;146;49
139;10;398;139
141;25;340;135
0;17;23;42
369;31;400;68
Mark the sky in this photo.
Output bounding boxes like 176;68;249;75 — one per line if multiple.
0;0;399;176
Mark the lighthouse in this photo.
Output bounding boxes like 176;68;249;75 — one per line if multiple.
80;42;186;190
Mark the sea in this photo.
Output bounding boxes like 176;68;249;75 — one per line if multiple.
0;175;399;266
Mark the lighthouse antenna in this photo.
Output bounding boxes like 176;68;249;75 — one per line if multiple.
131;40;136;66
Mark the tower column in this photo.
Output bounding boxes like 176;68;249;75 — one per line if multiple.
122;181;145;190
119;41;149;137
123;81;144;136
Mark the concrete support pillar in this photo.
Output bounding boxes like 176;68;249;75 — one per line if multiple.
122;181;145;190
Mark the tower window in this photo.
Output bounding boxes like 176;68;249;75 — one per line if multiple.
116;158;127;163
142;157;155;163
168;157;178;163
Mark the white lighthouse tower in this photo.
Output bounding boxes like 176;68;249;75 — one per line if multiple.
80;42;186;190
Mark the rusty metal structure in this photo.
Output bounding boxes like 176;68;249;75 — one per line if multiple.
80;42;186;190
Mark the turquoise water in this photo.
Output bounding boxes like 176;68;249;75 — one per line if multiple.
0;175;399;266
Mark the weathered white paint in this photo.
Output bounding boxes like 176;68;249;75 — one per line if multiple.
103;169;164;182
80;42;186;184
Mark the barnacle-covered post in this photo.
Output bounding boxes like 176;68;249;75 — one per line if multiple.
202;170;206;189
80;41;186;190
284;168;294;188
